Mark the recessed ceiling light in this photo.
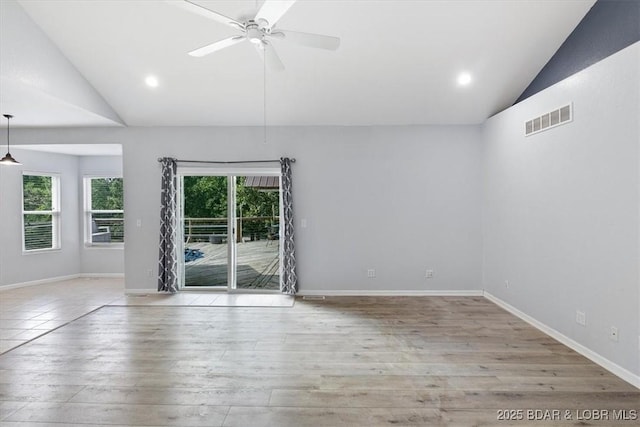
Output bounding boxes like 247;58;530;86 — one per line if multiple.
457;72;472;86
145;75;159;88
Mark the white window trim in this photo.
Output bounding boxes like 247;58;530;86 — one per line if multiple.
83;176;124;248
22;172;61;253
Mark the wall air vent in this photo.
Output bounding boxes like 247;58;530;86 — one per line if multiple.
525;103;572;136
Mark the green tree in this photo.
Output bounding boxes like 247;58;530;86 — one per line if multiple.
182;176;280;240
90;178;125;243
236;177;279;240
183;176;228;218
91;178;123;210
236;177;279;218
23;175;52;211
22;175;54;250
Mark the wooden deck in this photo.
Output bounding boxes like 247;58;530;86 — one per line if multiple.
184;240;280;289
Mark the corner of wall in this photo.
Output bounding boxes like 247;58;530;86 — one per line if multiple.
481;43;640;379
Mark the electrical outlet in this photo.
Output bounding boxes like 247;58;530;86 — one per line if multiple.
576;310;586;326
610;326;619;342
367;269;376;278
425;269;434;279
146;269;153;277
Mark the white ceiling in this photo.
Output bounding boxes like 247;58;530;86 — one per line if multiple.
1;78;122;128
14;144;122;156
11;0;595;127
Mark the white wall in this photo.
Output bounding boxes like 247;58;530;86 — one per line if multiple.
0;148;80;286
79;155;124;275
124;126;483;293
482;42;640;377
0;0;122;125
0;151;124;287
5;125;483;294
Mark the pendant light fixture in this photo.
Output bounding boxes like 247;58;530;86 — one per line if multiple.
0;114;21;165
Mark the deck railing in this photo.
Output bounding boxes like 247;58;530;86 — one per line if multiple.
92;216;124;243
24;217;124;249
24;221;54;250
184;216;279;243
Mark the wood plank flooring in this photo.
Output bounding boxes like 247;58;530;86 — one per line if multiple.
0;284;638;426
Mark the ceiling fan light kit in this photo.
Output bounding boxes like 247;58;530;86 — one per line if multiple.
171;0;340;70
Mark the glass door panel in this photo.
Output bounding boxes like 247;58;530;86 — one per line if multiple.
235;176;280;290
183;175;229;288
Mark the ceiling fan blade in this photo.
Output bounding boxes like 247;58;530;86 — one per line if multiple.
272;29;340;50
255;0;297;28
255;41;285;72
168;0;244;30
189;36;245;57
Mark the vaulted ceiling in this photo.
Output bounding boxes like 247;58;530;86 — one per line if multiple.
1;0;595;127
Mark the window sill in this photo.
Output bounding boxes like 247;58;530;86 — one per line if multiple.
22;248;62;255
84;243;125;250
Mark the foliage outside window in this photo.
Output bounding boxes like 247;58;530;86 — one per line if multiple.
22;174;60;251
85;177;124;245
183;176;279;241
236;176;280;241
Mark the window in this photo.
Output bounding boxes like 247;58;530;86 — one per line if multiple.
84;177;124;245
22;173;60;251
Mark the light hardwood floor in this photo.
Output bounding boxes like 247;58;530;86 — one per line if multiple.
0;279;638;426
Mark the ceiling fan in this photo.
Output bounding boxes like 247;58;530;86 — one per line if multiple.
169;0;340;71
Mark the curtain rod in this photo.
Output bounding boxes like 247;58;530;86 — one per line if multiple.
157;158;295;164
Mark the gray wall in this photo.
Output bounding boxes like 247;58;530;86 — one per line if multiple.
483;42;639;376
0;151;124;286
3;125;483;293
122;126;483;293
0;149;81;285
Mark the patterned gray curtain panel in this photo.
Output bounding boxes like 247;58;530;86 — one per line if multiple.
280;157;297;295
158;157;179;293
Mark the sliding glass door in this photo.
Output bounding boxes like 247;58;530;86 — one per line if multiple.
235;176;280;290
179;170;281;291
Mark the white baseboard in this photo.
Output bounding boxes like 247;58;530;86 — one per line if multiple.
125;288;158;295
82;273;125;278
124;289;483;297
0;273;124;291
0;274;81;291
484;291;640;390
297;289;483;297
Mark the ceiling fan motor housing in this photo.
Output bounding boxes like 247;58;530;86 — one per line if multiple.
246;20;268;44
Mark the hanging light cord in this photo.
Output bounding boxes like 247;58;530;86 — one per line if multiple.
257;0;267;144
5;115;10;152
0;113;20;165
